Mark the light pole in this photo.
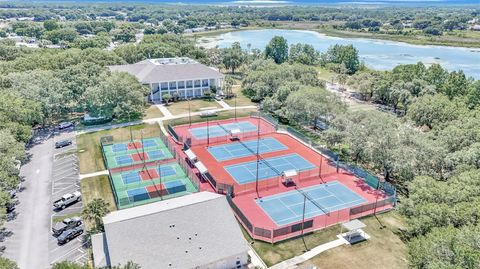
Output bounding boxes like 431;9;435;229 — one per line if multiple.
188;98;192;126
255;110;261;197
234;93;237;121
157;161;163;200
206;116;210;146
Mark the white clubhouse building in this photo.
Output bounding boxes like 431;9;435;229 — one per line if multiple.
109;57;224;103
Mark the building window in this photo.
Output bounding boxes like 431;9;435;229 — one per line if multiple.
169;82;177;89
194;80;201;87
186;81;193;88
178;81;185;89
160;82;168;90
202;79;209;87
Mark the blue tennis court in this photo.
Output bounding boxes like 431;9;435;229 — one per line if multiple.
127;187;150;202
158;166;176;177
113;144;127;152
208;137;287;161
142;139;158;148
148;150;165;159
256;181;367;226
164;180;186;194
115;155;132;166
189;121;257;139
121;171;141;184
225;153;316;184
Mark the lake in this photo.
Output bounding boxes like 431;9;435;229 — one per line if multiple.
201;29;480;79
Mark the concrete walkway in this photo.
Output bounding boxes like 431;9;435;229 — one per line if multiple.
215;99;231;109
156;104;173;118
79;170;109;180
268;238;346;269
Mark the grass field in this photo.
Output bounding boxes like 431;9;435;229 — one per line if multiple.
80;175;117;213
242;224;339;267
224;85;256;107
143;105;164;120
166;99;221;115
300;212;407;269
77;123;161;174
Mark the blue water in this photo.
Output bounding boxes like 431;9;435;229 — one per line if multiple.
35;0;479;4
204;29;480;79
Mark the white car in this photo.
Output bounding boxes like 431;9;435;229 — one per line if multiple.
53;191;81;210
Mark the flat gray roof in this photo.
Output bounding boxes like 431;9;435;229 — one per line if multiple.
98;192;248;269
108;57;223;84
342;219;366;231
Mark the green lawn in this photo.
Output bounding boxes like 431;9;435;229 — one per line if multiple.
224;85;256;107
143;105;164;120
315;66;336;82
166;99;221;115
52;212;82;223
300;212;407;269
76;123;160;174
80;175;117;212
243;224;339;267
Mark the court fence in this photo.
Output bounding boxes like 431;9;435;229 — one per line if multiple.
284;125;397;203
170;115;277;147
229;194;396;244
160;129;201;191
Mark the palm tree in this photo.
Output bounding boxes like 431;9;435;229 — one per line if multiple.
82;198;110;232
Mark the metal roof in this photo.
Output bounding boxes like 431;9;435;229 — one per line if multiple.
97;192;248;269
342;219;366;231
184;149;197;162
194;161;208;174
108;57;224;84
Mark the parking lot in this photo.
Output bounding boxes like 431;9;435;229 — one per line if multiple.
49;131;89;265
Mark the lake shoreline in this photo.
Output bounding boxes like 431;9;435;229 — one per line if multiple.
192;24;480;49
198;28;480;79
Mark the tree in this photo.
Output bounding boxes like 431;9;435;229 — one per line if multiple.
265;36;288;64
43;20;59;31
112;261;142;269
114;24;136;43
85;72;147;120
407;94;461;128
82;198;110;232
288;43;319;65
162;93;171;105
284;86;346;128
221;42;245;74
408;225;480;269
324;44;360;74
0;257;19;269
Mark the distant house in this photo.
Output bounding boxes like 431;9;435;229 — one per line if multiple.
471;25;480;31
91;192;249;269
108;57;224;103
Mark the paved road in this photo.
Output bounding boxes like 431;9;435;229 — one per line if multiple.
3;132;54;269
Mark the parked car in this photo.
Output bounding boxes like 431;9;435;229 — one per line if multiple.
52;216;83;236
55;139;72;149
57;226;84;245
58;121;74;130
53;191;81;210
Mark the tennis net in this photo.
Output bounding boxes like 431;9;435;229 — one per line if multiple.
296;188;330;215
238;139;283;176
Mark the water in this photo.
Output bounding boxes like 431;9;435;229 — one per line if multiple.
202;29;480;79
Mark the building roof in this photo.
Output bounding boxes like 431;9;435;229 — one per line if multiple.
342;219;366;231
94;192;248;269
108;57;224;84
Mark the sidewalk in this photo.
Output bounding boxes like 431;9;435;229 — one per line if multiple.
79;170;109;180
268;238;346;269
156;104;173;118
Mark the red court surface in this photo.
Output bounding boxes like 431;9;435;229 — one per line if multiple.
146;184;167;197
127;141;142;150
140;169;159;180
170;116;395;243
131;152;148;162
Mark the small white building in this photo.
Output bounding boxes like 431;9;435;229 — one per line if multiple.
109;57;224;103
91;192;249;269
